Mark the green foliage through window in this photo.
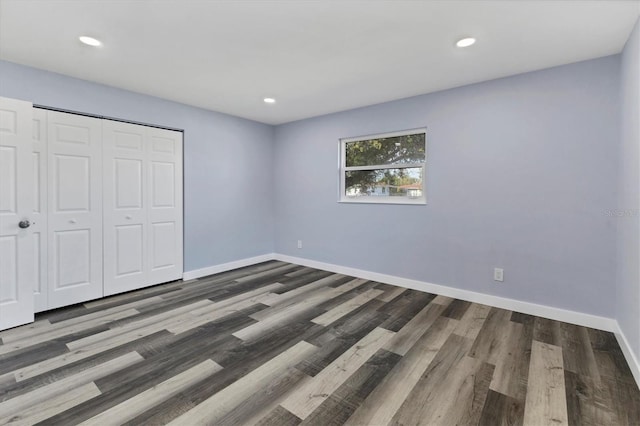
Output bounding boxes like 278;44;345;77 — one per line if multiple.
342;130;426;202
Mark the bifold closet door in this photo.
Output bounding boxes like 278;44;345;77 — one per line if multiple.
103;121;183;296
0;97;34;330
47;111;103;309
32;109;48;312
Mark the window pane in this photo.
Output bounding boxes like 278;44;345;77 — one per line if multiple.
345;167;423;199
345;133;425;167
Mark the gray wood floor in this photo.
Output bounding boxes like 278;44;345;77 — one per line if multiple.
0;261;638;425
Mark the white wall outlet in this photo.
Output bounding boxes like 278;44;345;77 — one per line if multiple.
494;268;504;282
297;240;302;249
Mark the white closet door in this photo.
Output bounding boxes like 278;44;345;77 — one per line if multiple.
32;109;48;312
0;97;34;330
47;111;103;308
103;121;148;295
147;127;183;286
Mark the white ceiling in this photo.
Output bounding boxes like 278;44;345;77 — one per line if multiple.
1;1;638;125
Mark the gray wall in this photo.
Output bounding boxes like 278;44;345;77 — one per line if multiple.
617;17;640;360
274;56;621;318
0;60;275;272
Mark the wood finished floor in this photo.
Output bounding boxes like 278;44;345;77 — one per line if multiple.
0;261;638;426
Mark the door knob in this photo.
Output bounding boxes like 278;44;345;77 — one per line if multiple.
18;220;31;229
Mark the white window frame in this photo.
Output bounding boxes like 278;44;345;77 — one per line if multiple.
339;128;427;205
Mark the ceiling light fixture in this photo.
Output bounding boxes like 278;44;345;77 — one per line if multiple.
263;98;276;104
456;37;476;48
79;36;102;47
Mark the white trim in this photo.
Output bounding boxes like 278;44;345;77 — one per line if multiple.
340;127;428;143
182;253;276;281
614;322;640;387
273;253;617;332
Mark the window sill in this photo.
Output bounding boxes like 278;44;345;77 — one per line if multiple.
339;197;426;205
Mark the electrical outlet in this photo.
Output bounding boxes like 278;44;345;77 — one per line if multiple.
297;240;302;249
494;268;504;282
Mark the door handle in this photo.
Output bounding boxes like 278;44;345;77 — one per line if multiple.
18;220;31;229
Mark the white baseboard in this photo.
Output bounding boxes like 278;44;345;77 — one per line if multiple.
614;323;640;387
182;253;276;281
273;253;617;333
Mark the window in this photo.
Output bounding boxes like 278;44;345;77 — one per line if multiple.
340;128;426;204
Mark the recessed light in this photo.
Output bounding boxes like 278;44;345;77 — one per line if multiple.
79;36;102;47
456;37;476;48
263;98;276;104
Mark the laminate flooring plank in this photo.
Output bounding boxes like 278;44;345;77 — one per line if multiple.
0;352;142;417
166;341;318;426
311;289;383;327
2;296;158;344
510;311;534;324
383;301;448;356
0;328;150;403
254;406;302;426
12;330;173;382
212;366;311;426
478;389;524;426
441;298;472;320
377;286;407;303
94;331;238;395
0;382;101;425
79;359;222;426
345;316;457;426
297;303;388;377
0;373;15;392
468;306;513;364
556;322;601;381
133;320;324;425
564;370;615;426
533;316;561;345
79;285;182;311
0;309;140;355
453;302;492;340
489;319;532;400
234;263;301;282
377;290;436;332
237;280;368;341
0;340;69;374
432;294;454;305
256;276;362;315
0;320;52;342
166;283;282;335
522;340;569;426
600;375;640;425
390;334;491;426
235;291;336;341
587;328;638;385
276;270;335;292
280;327;395;420
188;261;288;288
65;299;213;351
284;266;316;278
300;348;401;426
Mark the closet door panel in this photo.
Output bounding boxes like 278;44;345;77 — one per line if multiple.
147;128;183;285
32;109;48;312
47;111;102;308
103;121;147;296
0;97;34;330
